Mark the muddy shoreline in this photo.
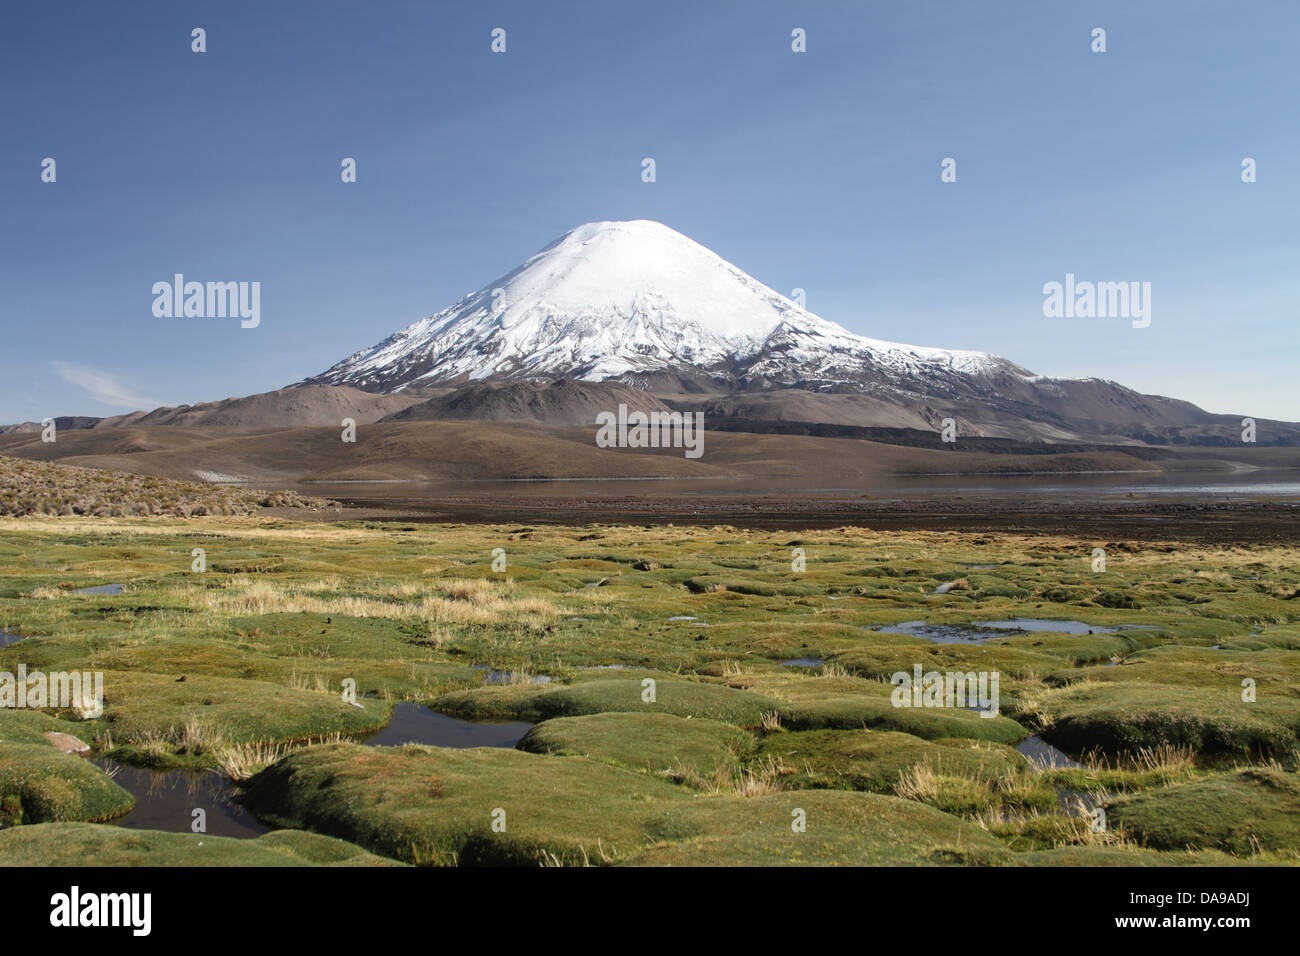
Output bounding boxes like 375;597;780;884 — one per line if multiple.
276;494;1300;545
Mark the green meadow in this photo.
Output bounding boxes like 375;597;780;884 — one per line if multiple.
1;516;1297;865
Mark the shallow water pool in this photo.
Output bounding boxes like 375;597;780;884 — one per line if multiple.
97;760;267;840
363;701;535;748
877;618;1136;644
1016;735;1084;770
74;583;125;596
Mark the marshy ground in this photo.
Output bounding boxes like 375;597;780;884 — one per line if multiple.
1;516;1297;866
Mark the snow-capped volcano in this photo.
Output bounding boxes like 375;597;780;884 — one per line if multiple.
11;219;1277;446
303;220;1025;393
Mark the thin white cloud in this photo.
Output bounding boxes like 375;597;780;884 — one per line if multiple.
52;361;157;411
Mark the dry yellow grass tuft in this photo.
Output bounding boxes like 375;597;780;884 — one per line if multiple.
191;575;558;628
894;760;941;802
215;733;345;780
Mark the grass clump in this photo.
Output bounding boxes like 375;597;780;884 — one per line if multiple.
88;671;390;768
755;728;1027;795
241;741;689;865
437;677;782;728
1030;682;1300;757
0;711;133;826
0;822;401;865
1107;768;1300;855
518;712;754;782
625;790;1011;866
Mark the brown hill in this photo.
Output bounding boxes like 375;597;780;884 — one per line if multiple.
383;380;671;426
95;385;422;429
0;417;1168;487
0;386;424;435
665;385;1300;446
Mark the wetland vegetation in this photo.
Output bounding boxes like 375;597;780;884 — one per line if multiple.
1;516;1297;865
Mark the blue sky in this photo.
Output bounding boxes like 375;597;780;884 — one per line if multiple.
2;0;1296;423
